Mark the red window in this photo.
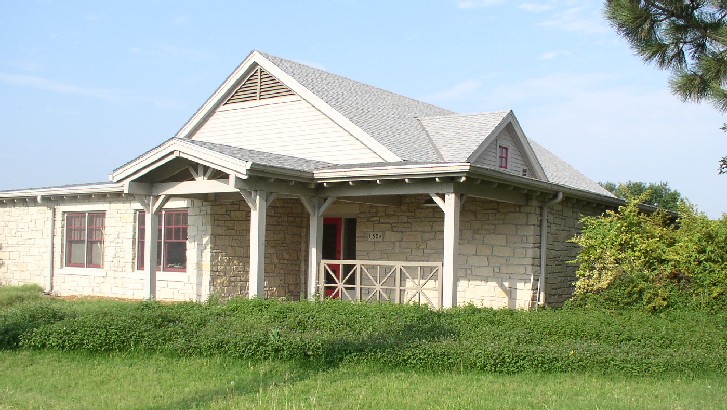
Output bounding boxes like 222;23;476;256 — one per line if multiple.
137;210;188;272
498;145;509;169
65;212;104;268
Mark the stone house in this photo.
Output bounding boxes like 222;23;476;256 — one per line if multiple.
0;50;620;309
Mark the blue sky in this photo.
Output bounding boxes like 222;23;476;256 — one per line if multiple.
1;0;725;217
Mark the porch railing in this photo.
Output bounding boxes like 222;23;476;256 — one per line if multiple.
319;259;443;309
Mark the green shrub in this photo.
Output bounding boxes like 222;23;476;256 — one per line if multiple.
5;294;724;375
0;301;66;349
571;197;727;311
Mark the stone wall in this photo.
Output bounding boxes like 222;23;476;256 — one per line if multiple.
209;197;306;299
350;195;541;309
1;190;598;309
0;201;53;289
0;196;211;301
543;200;604;307
458;197;541;309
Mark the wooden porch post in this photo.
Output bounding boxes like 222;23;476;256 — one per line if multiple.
439;193;462;308
137;194;169;300
300;197;336;299
240;190;275;299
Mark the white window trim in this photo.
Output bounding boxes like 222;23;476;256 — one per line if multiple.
63;211;105;270
135;208;189;272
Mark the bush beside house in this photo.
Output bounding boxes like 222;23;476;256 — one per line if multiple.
570;196;727;312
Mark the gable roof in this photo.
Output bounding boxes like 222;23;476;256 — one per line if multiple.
529;140;615;197
417;110;547;181
259;52;453;162
110;50;613;199
417;111;510;162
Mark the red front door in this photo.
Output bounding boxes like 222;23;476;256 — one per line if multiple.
322;217;342;298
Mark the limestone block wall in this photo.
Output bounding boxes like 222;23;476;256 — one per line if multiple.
0;196;211;301
0;202;53;289
458;197;541;309
209;197;306;299
351;195;541;309
543;200;604;307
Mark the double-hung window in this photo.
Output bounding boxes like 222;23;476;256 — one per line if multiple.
498;145;509;169
65;212;105;268
137;210;188;272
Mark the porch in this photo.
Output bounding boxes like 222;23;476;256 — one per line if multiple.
112;139;562;309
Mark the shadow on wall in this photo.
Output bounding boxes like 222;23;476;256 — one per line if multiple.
0;244;4;269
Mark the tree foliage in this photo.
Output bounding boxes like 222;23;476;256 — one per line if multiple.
605;0;727;109
600;180;685;210
571;195;727;311
604;0;727;172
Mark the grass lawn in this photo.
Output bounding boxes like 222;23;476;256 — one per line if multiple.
0;350;724;410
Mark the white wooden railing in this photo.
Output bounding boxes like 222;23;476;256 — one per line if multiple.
319;259;443;309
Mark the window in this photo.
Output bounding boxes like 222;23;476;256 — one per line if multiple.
498;145;509;169
65;212;105;268
137;210;188;272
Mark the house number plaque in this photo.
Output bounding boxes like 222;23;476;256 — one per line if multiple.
368;232;383;242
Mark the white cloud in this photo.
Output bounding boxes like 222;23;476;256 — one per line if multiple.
0;72;123;101
540;49;569;59
519;2;554;12
538;6;609;34
0;72;184;109
457;0;504;9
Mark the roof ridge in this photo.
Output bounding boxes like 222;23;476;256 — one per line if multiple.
415;118;445;161
257;51;455;114
419;110;511;120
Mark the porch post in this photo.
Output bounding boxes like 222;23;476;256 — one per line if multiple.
137;194;169;300
300;197;336;299
442;192;461;308
241;190;270;299
143;209;159;300
308;210;323;299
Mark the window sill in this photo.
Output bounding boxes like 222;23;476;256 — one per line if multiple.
57;267;104;277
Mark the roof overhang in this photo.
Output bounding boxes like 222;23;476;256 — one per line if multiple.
2;152;622;209
0;182;125;204
314;162;624;208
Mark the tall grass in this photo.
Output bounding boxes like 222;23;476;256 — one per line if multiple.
0;283;44;307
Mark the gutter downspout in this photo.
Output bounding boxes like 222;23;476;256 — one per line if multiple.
38;195;55;294
537;192;563;308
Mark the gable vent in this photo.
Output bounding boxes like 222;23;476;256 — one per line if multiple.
225;66;295;104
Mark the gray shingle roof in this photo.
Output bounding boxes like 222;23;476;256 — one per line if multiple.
187;140;332;173
114;51;617;200
529;140;615;197
260;52;453;162
417;111;510;162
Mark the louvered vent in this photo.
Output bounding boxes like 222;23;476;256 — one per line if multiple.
225;66;295;104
